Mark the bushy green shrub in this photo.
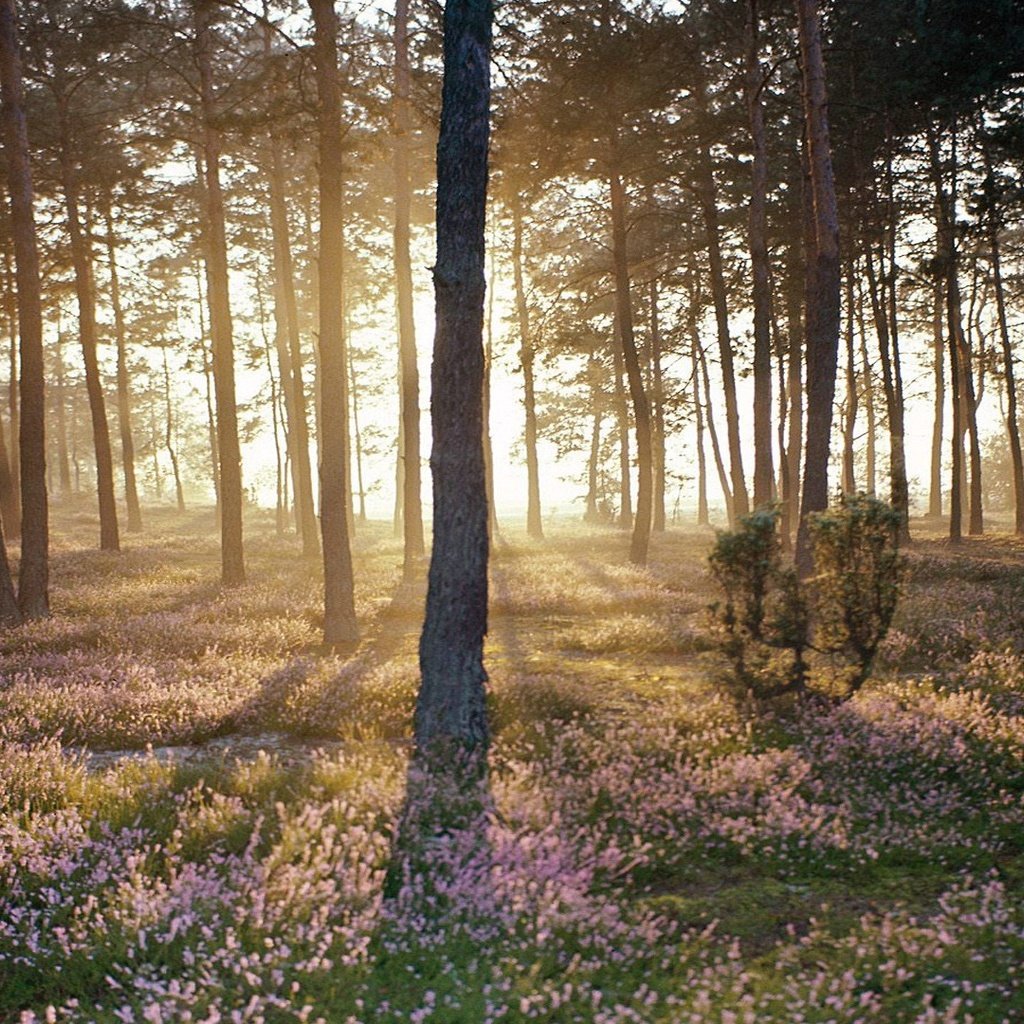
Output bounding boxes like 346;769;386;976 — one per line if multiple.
709;496;903;701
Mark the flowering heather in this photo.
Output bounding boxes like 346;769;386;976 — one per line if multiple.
1;516;1022;1022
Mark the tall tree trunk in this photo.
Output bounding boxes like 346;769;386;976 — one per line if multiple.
0;0;44;619
56;96;119;552
697;334;734;526
928;280;944;517
415;0;493;753
53;326;71;496
585;361;603;523
348;350;367;523
865;247;908;537
265;23;319;558
649;279;666;532
483;234;499;541
195;1;244;583
612;340;631;527
693;337;711;526
194;260;220;516
984;150;1024;534
782;238;804;544
695;71;749;518
2;239;19;513
608;160;652;565
855;284;877;496
745;0;774;508
394;0;425;576
511;197;543;540
310;0;358;644
103;200;142;533
794;0;841;574
161;347;185;513
841;268;857;494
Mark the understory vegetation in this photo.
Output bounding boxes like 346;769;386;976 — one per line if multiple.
2;507;1024;1024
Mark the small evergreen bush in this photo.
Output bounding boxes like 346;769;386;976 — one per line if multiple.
708;496;903;701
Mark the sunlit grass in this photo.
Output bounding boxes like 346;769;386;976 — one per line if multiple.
2;508;1023;1021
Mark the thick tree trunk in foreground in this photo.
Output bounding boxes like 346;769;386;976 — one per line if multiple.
746;0;774;509
608;160;652;565
310;0;358;645
104;201;142;533
195;0;244;584
0;0;43;619
415;0;492;753
794;0;841;574
394;0;425;575
511;197;543;540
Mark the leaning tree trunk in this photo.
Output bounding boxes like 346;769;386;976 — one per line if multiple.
745;0;774;509
104;200;142;533
310;0;358;645
0;0;45;619
511;196;543;540
195;0;244;584
415;0;493;754
794;0;841;575
393;0;426;576
608;156;653;566
56;96;119;552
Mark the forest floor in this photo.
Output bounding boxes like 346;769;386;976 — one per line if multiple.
1;504;1023;1023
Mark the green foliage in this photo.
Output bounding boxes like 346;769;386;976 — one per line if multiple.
709;496;903;701
808;495;904;697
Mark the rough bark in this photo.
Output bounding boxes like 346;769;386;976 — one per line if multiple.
310;0;358;645
415;0;492;753
195;0;244;583
794;0;841;575
608;161;652;565
745;0;774;508
104;200;142;533
510;198;543;540
0;0;45;619
394;0;425;575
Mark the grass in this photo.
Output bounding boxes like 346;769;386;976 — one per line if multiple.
0;506;1023;1022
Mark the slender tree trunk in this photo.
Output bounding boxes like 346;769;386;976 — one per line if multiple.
695;71;749;518
2;239;19;513
782;238;804;544
697;334;734;526
841;268;857;494
310;0;358;644
612;341;631;527
263;324;285;535
608;160;652;565
0;240;17;537
585;362;603;522
56;97;119;552
195;1;244;583
511;196;543;539
855;283;877;496
746;0;774;508
161;347;185;513
649;279;666;532
264;24;319;557
794;0;841;574
348;350;367;523
0;0;44;619
865;247;909;536
415;0;493;753
483;233;499;541
985;152;1024;533
928;280;944;517
693;338;710;526
394;0;425;575
53;327;71;496
104;201;142;533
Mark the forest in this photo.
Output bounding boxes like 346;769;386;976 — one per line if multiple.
1;0;1024;1021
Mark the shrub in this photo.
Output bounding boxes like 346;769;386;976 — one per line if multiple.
709;496;903;701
